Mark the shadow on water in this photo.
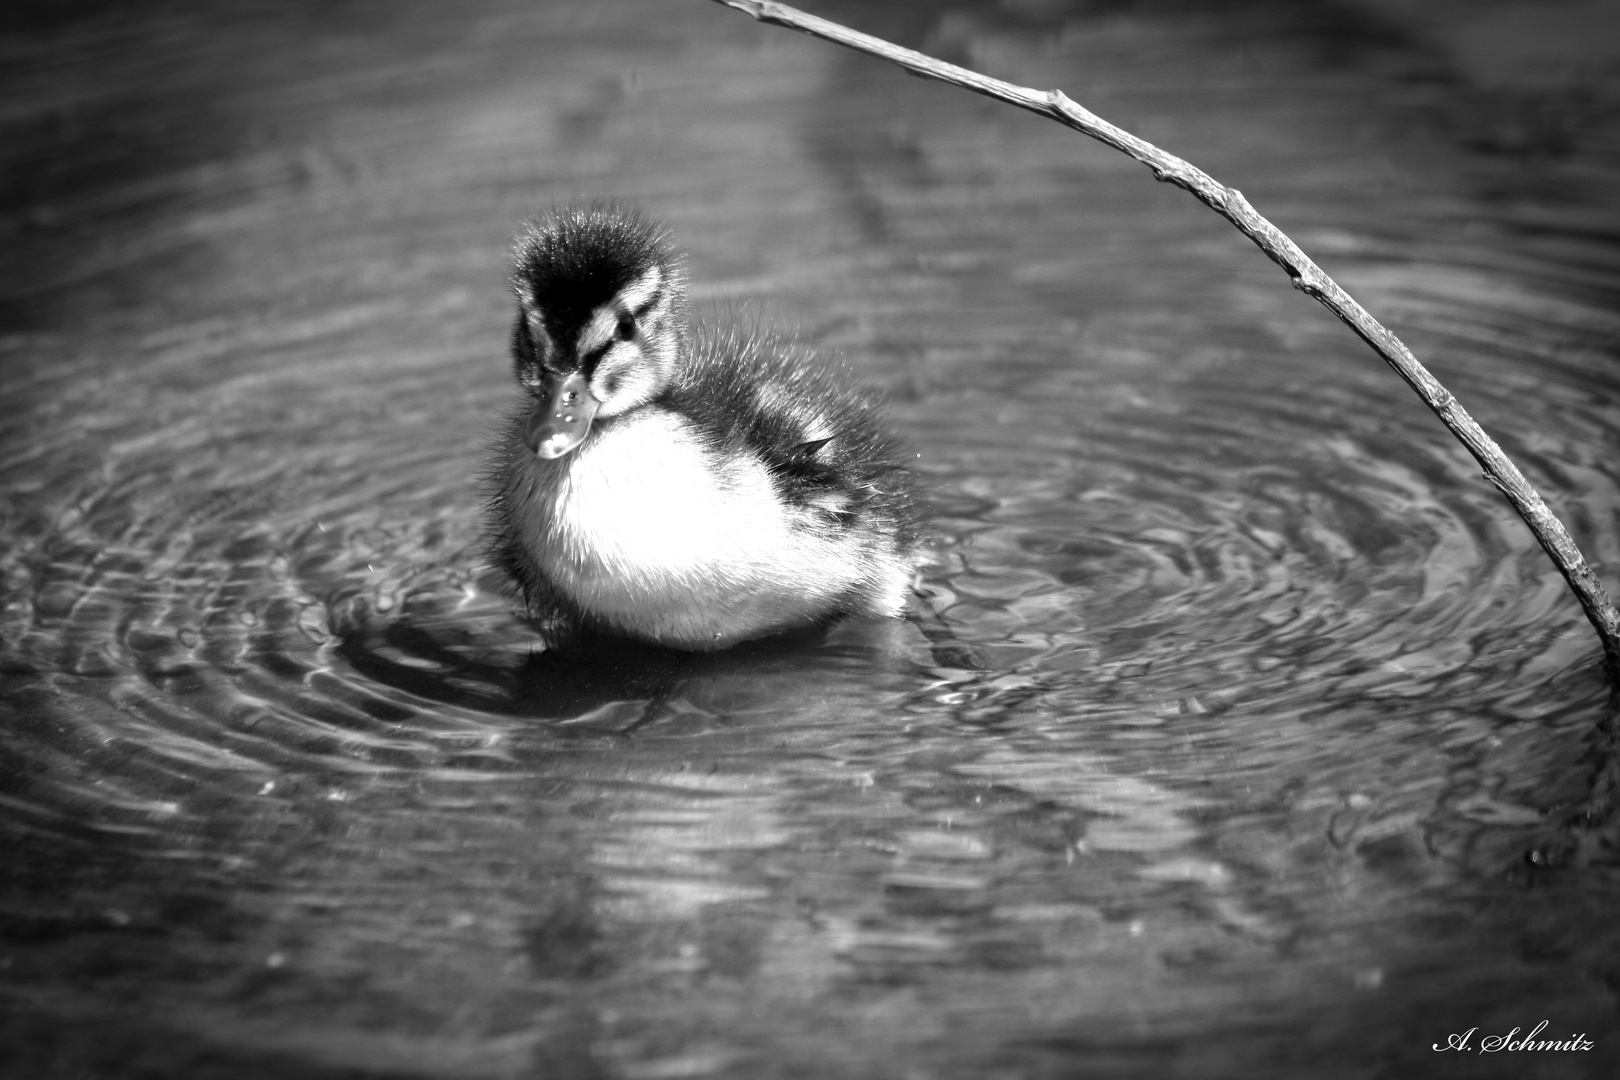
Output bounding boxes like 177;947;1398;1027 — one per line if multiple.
333;604;935;727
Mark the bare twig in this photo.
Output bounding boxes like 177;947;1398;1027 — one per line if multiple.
707;0;1620;680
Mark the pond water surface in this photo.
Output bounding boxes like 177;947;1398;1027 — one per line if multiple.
4;1;1620;1077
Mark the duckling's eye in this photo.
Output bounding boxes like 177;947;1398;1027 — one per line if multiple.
616;312;636;341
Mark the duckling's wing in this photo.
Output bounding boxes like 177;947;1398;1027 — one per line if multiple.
671;321;917;542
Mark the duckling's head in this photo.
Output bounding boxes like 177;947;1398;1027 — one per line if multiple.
510;204;684;459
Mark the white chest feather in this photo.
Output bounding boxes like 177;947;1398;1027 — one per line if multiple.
513;408;903;647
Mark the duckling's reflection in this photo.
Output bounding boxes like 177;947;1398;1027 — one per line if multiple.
334;591;956;729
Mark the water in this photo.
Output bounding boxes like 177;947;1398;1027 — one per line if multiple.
3;1;1619;1076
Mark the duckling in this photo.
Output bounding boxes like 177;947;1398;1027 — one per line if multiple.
485;203;919;651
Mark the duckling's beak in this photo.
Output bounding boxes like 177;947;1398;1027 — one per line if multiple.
524;370;600;459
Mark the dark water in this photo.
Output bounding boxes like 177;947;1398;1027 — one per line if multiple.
4;1;1620;1076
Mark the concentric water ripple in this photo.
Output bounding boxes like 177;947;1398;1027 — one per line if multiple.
4;239;1610;863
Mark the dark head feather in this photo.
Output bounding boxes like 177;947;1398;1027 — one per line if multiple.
510;203;674;371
